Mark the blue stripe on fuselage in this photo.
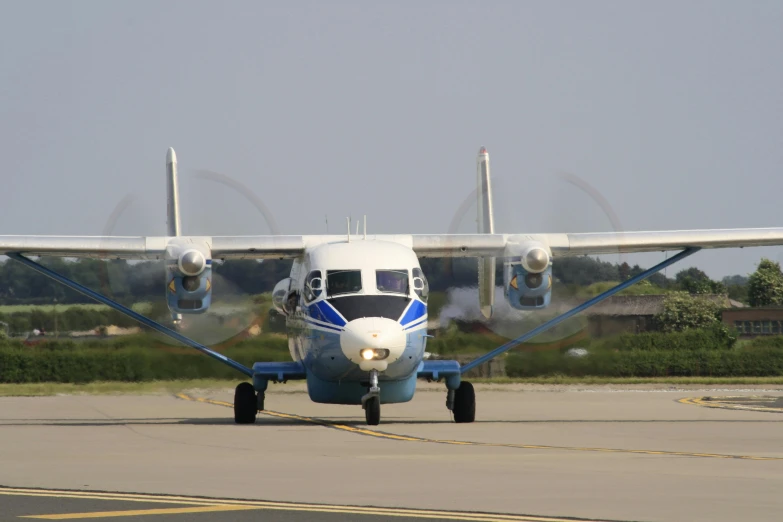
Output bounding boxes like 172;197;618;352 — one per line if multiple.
400;300;426;326
307;301;347;327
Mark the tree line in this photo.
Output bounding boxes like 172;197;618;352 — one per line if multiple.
0;255;777;306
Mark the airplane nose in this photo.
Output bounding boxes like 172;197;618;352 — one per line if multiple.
340;317;407;371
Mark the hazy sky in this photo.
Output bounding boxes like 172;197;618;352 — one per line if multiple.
1;1;781;278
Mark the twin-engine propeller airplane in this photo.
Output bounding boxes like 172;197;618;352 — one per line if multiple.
3;147;783;425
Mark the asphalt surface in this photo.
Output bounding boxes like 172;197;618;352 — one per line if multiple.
1;383;782;522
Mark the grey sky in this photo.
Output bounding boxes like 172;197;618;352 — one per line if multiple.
1;1;781;278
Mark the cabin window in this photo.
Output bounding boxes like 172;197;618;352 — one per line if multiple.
326;270;362;296
412;267;429;302
376;270;409;295
304;270;323;302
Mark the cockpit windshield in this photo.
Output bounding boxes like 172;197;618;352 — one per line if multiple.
326;270;362;297
376;270;409;295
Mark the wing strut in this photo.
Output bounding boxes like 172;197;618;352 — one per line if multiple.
459;247;701;374
7;253;253;377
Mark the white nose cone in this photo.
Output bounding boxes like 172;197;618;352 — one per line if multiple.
341;317;407;372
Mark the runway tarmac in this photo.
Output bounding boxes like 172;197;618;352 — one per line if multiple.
1;383;782;522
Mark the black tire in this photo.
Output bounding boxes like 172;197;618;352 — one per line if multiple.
234;382;258;424
453;381;475;423
365;396;381;426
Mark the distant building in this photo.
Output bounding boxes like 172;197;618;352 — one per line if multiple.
578;294;734;337
584;295;663;337
722;307;783;337
438;293;748;339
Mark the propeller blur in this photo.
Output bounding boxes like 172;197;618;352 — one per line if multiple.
2;147;783;425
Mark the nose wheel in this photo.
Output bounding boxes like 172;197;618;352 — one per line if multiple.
364;396;381;425
362;369;381;425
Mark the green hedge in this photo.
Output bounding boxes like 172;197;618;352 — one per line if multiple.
0;349;287;383
0;335;291;383
507;346;783;378
588;326;736;352
745;336;783;350
5;328;783;383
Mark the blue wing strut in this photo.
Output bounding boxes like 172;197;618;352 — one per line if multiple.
419;247;700;387
8;253;255;377
9;248;698;388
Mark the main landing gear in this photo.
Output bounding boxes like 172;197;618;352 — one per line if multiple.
446;381;476;423
362;369;381;425
234;382;264;424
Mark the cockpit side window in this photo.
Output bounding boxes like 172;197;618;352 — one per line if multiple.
412;267;429;302
303;270;323;302
326;270;362;297
376;270;409;295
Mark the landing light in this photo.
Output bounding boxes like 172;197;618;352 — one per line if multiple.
360;348;390;361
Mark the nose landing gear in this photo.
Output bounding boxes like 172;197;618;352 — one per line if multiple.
361;369;381;425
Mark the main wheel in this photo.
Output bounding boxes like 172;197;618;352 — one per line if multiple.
365;396;381;426
234;382;258;424
453;381;475;423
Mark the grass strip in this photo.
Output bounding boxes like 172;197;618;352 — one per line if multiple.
2;376;783;396
0;379;241;396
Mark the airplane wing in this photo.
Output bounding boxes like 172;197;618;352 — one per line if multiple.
0;235;306;259
544;228;783;256
2;228;783;260
0;236;166;259
410;228;783;257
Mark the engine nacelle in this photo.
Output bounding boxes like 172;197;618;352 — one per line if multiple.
504;262;552;310
502;240;552;310
165;240;213;317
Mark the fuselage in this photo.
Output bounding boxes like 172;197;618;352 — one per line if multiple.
283;240;429;405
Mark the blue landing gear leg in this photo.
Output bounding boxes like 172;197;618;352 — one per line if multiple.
418;362;467;423
445;372;474;422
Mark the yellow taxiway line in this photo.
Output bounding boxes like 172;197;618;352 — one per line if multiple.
176;393;783;461
679;395;783;414
2;486;607;522
21;505;259;519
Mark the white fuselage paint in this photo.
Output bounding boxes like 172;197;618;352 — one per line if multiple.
283;240;429;403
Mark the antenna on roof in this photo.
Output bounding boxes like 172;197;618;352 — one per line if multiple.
363;215;367;240
355;219;359;236
346;217;351;243
325;215;329;233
